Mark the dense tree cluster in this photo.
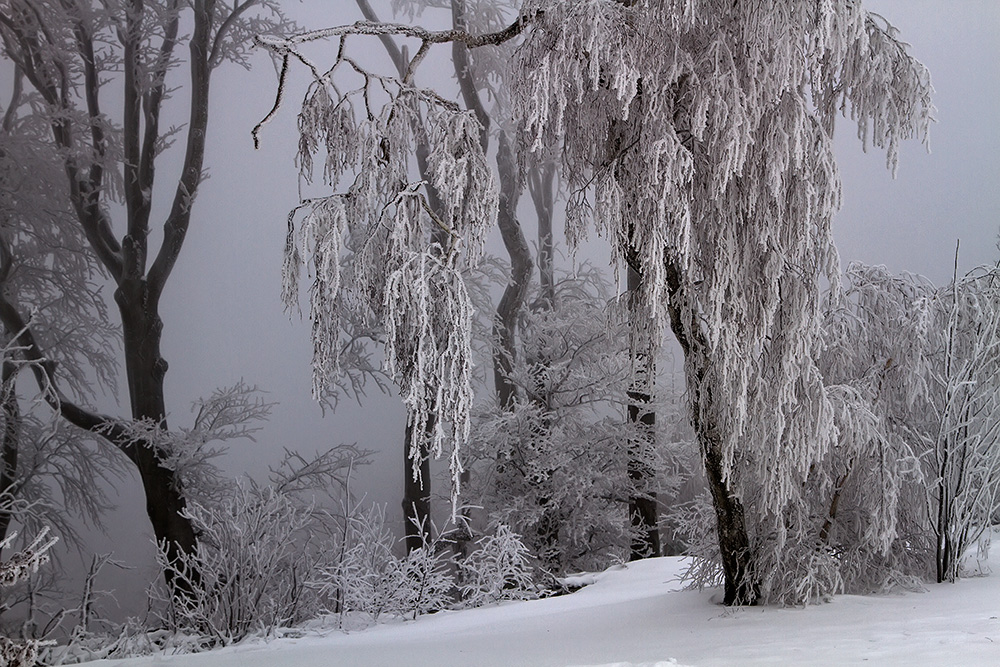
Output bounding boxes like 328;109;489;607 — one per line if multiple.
0;0;996;659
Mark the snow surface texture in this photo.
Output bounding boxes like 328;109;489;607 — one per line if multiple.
83;550;1000;667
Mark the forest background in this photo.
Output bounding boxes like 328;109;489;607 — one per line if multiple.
0;0;997;625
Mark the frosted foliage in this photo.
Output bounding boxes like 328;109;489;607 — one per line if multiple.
154;483;316;645
460;524;534;607
810;262;1000;592
0;527;57;587
279;49;498;495
102;382;273;506
509;0;932;513
323;504;455;624
385;252;475;499
0;528;57;666
468;272;684;572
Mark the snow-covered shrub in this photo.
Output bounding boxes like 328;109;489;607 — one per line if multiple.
459;524;534;607
395;546;456;620
669;494;725;592
149;445;366;645
154;482;319;645
321;505;454;624
0;528;57;666
324;503;401;624
819;262;1000;586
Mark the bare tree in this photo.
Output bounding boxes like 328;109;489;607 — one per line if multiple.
0;0;290;599
0;64;123;560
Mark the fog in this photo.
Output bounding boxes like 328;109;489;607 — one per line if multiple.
13;0;998;621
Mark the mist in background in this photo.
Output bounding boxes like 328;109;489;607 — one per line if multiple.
42;0;998;619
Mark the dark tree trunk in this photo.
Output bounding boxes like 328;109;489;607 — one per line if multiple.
492;131;533;409
700;425;757;605
115;279;198;595
661;260;757;605
626;268;660;561
0;361;20;551
0;0;266;604
402;418;432;553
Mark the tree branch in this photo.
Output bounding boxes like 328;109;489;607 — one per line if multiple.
147;0;213;300
122;0;145;277
255;11;535;53
0;245;126;448
209;0;256;68
1;65;22;134
2;3;125;282
450;0;490;151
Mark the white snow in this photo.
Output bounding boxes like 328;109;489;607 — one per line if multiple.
85;552;1000;666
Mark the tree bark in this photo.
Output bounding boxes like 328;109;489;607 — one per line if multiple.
0;360;20;551
662;260;758;605
402;418;432;553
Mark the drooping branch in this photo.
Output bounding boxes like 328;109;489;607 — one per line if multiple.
252;7;538;145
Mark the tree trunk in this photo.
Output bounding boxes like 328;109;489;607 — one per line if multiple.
402;418;432;553
529;163;556;310
700;424;757;605
662;261;757;605
626;266;660;561
115;279;197;596
0;361;20;551
492;131;533;409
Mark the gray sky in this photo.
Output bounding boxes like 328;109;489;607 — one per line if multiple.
67;0;1000;614
833;0;1000;282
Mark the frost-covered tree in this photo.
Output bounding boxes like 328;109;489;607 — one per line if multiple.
258;0;932;604
822;261;1000;586
0;0;291;599
511;0;932;605
467;268;683;573
0;69;124;557
459;523;534;606
270;0;541;552
260;3;501;528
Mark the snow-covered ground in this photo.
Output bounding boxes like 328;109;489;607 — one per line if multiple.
86;553;1000;667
